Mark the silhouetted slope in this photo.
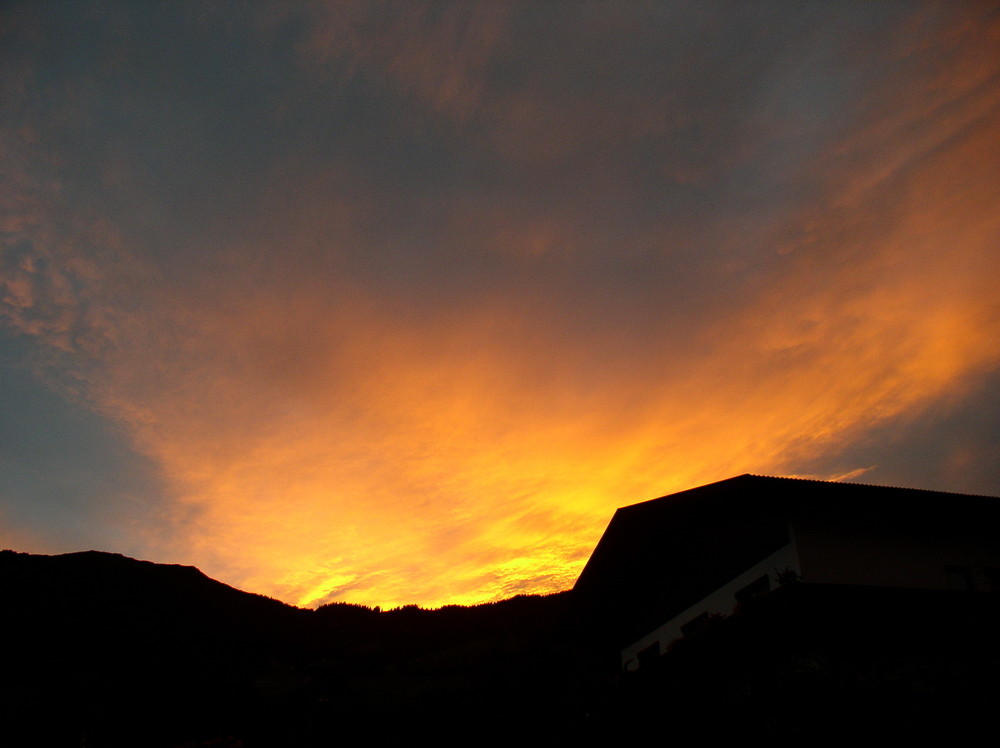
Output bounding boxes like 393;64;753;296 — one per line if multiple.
303;595;586;740
3;549;298;622
8;548;995;747
1;550;581;747
2;550;308;747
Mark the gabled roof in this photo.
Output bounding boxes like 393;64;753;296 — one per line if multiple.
572;474;1000;646
611;473;995;520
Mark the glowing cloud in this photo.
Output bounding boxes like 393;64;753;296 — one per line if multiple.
1;2;999;607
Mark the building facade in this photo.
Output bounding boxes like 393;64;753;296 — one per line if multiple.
572;474;1000;671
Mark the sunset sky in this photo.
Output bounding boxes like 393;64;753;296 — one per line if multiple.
2;1;999;609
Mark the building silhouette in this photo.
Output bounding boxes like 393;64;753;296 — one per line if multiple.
573;474;1000;671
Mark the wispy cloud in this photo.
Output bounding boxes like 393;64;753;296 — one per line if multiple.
2;2;998;606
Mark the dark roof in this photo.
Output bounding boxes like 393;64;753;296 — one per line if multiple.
614;473;996;516
572;474;1000;646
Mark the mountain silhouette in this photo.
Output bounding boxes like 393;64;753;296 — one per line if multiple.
5;547;999;746
2;550;577;747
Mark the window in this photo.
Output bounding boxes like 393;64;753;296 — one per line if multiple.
946;565;975;591
735;574;770;604
636;641;661;669
681;612;710;638
982;567;1000;590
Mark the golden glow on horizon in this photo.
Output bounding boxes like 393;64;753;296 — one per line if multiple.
91;193;999;610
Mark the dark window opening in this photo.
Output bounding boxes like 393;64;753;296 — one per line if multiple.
982;567;1000;590
681;612;710;638
735;574;770;604
636;641;661;669
946;565;975;591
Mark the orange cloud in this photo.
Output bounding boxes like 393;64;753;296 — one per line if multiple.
2;3;999;608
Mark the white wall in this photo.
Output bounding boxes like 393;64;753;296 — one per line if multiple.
621;541;801;671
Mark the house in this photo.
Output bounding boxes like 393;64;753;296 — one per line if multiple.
572;474;1000;671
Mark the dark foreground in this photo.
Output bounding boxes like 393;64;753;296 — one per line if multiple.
3;550;998;746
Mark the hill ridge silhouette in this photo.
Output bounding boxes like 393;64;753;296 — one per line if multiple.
2;548;580;746
5;547;998;745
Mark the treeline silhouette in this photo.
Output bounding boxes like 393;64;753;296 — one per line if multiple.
4;550;999;746
2;550;590;747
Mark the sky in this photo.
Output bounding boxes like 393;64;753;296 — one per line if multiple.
2;1;999;609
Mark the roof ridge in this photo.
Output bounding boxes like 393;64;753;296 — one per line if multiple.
745;473;999;499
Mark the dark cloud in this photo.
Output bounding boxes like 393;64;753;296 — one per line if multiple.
787;368;1000;496
0;336;170;553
